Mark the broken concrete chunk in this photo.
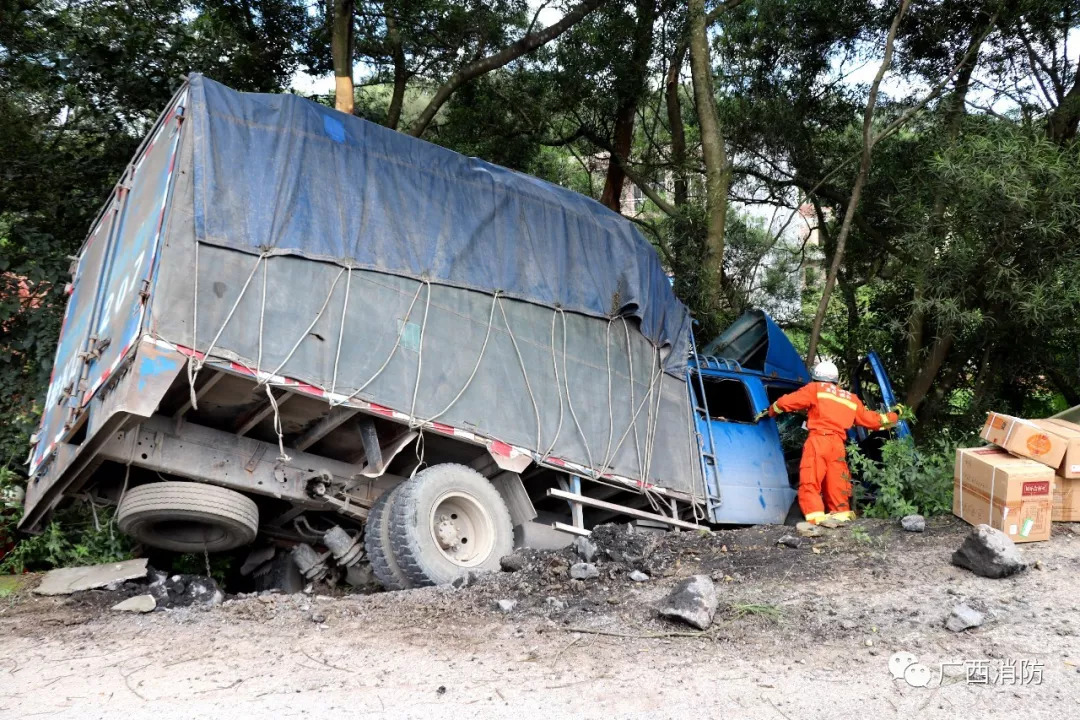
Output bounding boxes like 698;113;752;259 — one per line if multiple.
629;570;650;582
945;604;985;632
778;535;801;549
573;537;599;563
499;553;526;572
112;594;156;613
545;596;566;611
796;522;823;538
658;575;718;630
951;524;1028;579
901;515;926;533
34;558;149;596
496;599;517;613
569;562;599;580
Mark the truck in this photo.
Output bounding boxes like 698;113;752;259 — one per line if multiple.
20;75;909;589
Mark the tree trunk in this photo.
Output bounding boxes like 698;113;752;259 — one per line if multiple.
906;331;954;412
1048;59;1080;143
600;105;635;212
805;0;910;365
665;44;688;207
384;1;407;130
599;0;657;213
408;0;606;138
906;25;984;381
332;0;355;115
688;0;729;296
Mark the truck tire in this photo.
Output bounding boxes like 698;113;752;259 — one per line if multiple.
388;464;513;587
363;485;411;590
117;481;258;553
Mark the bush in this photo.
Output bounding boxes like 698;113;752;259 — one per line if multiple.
0;467;132;573
847;435;959;518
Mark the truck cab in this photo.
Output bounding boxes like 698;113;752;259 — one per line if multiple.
688;310;910;525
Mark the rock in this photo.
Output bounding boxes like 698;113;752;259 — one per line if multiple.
901;515;926;533
946;604;985;632
499;553;527;572
569;562;599;580
840;619;857;630
450;571;481;589
35;558;149;596
311;611;327;624
778;535;801;549
112;594;156;613
657;575;718;630
166;575;187;596
951;524;1029;579
496;599;517;613
629;570;650;582
183;577;224;606
545;596;566;611
573;537;599;563
796;522;823;538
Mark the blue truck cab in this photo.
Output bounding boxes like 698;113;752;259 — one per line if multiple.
688;310;910;525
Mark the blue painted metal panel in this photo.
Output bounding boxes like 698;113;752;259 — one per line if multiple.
866;351;911;438
696;370;796;525
30;212;115;473
81;92;187;406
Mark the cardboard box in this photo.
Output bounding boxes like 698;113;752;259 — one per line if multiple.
980;412;1069;469
953;447;1054;543
1034;418;1080;479
1052;474;1080;522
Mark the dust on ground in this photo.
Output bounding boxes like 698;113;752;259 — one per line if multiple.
2;517;1079;719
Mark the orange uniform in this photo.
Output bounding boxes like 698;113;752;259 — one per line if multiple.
769;381;898;523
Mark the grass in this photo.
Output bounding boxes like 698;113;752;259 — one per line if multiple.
730;603;784;622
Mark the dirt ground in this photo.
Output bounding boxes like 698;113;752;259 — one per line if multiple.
2;517;1079;719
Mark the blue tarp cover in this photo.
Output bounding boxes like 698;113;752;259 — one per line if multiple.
188;75;691;373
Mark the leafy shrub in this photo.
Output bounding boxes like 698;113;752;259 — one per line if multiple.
847;435;959;518
1;467;131;573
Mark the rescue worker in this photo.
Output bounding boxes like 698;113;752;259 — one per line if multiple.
755;360;901;525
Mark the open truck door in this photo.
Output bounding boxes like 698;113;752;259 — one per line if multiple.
849;350;911;459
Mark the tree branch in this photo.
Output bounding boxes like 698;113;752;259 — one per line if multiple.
407;0;606;137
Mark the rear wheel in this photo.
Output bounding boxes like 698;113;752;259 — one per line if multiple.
364;485;411;590
117;481;258;553
388;464;513;587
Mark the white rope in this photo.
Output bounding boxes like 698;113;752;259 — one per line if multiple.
539;308;566;462
604;346;663;486
622;318;645;483
601;317;616;472
406;281;433;427
497;294;543;453
560;308;595;474
188;252;268;399
334;279;426;406
330;267;353;398
425;291;499;423
265;383;291;462
262;266;347;384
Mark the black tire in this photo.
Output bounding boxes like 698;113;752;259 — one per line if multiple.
117;481;258;553
388;464;513;587
364;485;411;590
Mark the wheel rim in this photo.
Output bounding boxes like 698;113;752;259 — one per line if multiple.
427;491;495;567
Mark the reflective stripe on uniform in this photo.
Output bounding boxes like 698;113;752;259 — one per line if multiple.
879;413;891;427
771;402;781;414
816;392;857;410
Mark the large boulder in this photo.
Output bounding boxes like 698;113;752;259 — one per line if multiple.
951;524;1028;579
658;575;718;630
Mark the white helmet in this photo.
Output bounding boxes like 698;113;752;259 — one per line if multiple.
812;360;839;383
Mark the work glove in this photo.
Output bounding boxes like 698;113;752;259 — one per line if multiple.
753;409;770;423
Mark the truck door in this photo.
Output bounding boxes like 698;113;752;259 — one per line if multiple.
690;371;794;525
849;350;911;457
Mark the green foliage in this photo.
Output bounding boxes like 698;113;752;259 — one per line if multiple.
0;508;132;575
847;436;961;519
170;552;234;586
